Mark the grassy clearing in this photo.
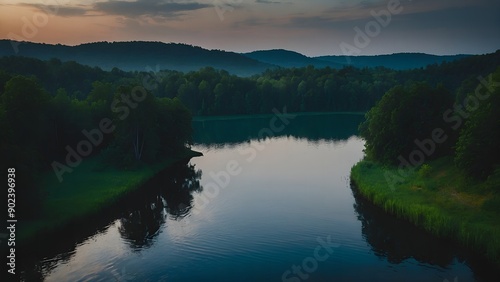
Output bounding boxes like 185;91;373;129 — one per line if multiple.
351;157;500;265
18;149;202;243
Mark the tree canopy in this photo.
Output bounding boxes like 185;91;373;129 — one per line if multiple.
360;67;500;181
0;70;193;217
1;53;499;216
455;68;500;179
360;83;453;165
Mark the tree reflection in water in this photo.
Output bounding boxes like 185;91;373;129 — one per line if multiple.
351;186;456;267
19;162;203;280
351;183;500;280
118;163;203;250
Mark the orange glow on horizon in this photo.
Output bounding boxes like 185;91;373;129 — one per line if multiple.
1;5;123;46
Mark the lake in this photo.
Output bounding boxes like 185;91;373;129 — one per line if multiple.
20;113;497;281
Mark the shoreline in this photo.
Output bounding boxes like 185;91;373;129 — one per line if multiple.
350;158;500;267
17;149;203;245
192;111;366;122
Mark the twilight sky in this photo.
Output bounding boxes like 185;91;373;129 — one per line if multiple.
1;0;499;56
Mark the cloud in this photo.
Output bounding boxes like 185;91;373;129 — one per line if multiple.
93;0;211;18
284;0;493;29
232;17;275;28
287;15;337;29
255;0;283;3
16;3;89;17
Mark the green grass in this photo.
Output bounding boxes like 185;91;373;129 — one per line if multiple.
351;157;500;266
18;149;202;243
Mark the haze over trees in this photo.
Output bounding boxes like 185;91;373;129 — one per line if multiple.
0;40;474;76
0;50;498;116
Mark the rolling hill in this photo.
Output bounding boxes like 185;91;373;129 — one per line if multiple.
243;49;342;69
0;40;476;75
315;53;471;70
244;49;471;70
0;40;274;76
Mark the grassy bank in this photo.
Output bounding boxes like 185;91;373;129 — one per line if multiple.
18;149;203;243
351;157;500;265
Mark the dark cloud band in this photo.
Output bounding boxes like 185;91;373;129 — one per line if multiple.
94;0;211;18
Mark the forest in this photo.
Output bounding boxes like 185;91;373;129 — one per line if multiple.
352;67;500;264
0;66;193;217
360;68;500;180
1;50;499;116
1;50;499;218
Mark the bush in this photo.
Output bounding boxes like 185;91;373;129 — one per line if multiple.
418;164;432;178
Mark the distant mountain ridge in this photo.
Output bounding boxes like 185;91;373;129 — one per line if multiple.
243;49;471;70
0;40;273;76
316;53;472;70
243;49;342;69
0;40;477;75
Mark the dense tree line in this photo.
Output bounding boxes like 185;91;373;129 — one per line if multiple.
1;52;499;214
0;71;193;217
0;75;192;169
359;83;454;165
0;50;498;117
360;67;500;180
0;57;124;97
454;69;500;179
120;50;500;115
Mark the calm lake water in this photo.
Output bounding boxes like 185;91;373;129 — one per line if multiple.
20;113;498;281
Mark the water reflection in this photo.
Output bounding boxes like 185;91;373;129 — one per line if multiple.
20;113;499;281
19;161;202;280
352;185;456;266
351;184;500;281
118;163;202;250
193;113;365;148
